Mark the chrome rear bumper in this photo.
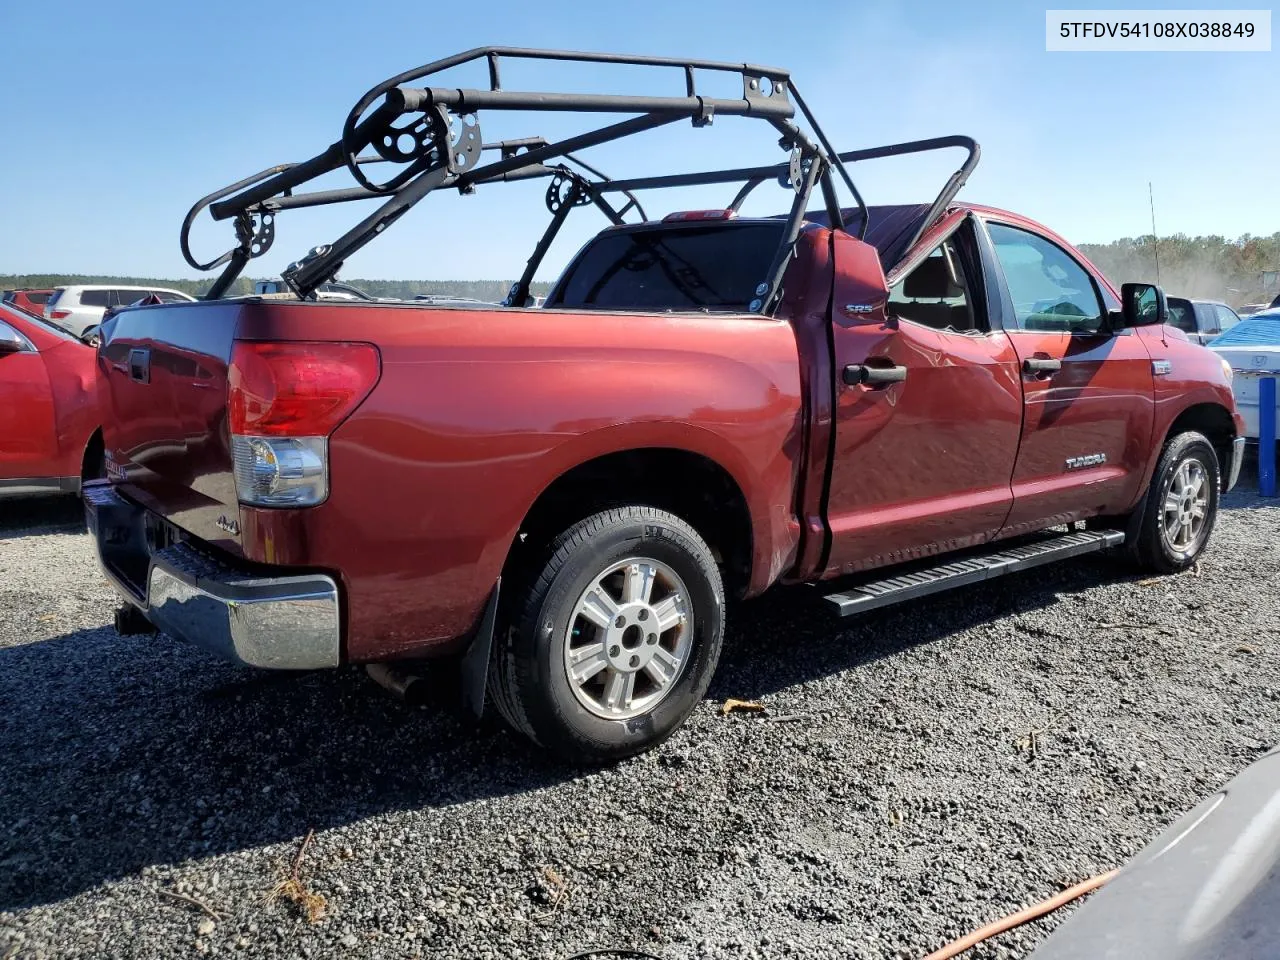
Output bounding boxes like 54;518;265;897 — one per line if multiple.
84;482;340;669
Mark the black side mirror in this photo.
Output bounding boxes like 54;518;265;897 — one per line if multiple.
1119;282;1168;328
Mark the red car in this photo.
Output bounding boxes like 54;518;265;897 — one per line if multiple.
0;303;102;497
86;48;1244;762
2;288;54;317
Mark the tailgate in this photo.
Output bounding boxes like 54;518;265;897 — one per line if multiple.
98;301;242;551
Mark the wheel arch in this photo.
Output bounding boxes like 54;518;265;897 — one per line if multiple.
503;442;760;601
1163;401;1236;480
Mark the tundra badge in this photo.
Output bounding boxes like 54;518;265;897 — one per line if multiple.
1065;453;1107;471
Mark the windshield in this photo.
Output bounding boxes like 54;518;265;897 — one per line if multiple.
550;221;786;312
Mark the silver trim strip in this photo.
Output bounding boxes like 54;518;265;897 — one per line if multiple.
1226;436;1247;493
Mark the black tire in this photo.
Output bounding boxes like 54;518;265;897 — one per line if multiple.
489;506;725;764
1130;430;1221;573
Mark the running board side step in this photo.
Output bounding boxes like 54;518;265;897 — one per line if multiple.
823;529;1125;618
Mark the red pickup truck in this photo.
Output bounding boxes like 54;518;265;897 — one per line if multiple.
87;48;1244;762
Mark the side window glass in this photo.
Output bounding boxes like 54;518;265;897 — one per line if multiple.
987;223;1106;334
80;290;110;307
887;237;979;333
1215;305;1239;331
1167;299;1197;334
1197;304;1220;335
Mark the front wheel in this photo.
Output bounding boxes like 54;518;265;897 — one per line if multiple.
1130;430;1221;573
489;506;725;764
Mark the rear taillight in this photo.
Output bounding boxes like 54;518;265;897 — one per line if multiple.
228;341;379;507
48;310;72;320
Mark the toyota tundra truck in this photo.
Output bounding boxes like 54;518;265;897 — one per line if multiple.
86;48;1245;762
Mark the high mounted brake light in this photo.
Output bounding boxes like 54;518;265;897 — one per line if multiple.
228;341;380;507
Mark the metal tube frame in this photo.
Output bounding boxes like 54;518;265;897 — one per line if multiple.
180;46;978;305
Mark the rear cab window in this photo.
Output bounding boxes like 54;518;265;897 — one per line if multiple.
549;221;785;312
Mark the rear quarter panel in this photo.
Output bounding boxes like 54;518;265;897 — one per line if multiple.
234;302;805;661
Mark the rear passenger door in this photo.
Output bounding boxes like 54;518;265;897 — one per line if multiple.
823;218;1024;576
983;220;1155;537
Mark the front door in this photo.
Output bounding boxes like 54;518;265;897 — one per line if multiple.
0;318;58;480
983;220;1155;536
823;221;1023;577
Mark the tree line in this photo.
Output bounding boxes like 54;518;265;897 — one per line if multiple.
1076;232;1280;306
5;230;1279;307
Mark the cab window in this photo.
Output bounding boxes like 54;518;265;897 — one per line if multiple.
988;223;1106;334
887;234;982;333
1167;298;1197;334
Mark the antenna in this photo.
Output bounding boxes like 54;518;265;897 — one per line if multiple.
1148;181;1162;286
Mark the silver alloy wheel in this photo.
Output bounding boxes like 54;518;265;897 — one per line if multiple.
1162;458;1209;553
563;557;693;721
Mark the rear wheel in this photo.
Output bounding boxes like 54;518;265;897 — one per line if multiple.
489;506;724;763
1130;430;1220;573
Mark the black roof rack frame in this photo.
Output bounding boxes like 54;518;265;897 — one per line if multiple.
180;47;977;309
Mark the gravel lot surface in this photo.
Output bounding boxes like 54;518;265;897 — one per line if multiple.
2;470;1278;960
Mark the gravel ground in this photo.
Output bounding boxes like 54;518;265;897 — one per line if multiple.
2;469;1278;960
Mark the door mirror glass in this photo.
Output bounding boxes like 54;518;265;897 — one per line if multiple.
1120;282;1168;328
0;321;28;354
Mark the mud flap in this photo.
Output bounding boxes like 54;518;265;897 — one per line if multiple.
460;578;500;720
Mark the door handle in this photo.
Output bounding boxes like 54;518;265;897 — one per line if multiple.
1022;357;1061;376
843;363;907;386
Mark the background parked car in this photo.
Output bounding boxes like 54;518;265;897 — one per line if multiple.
44;285;194;336
2;288;54;317
1166;297;1242;345
0;302;101;497
254;279;382;301
1209;310;1280;440
1238;303;1271;317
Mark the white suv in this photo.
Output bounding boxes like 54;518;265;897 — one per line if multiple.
44;285;195;336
